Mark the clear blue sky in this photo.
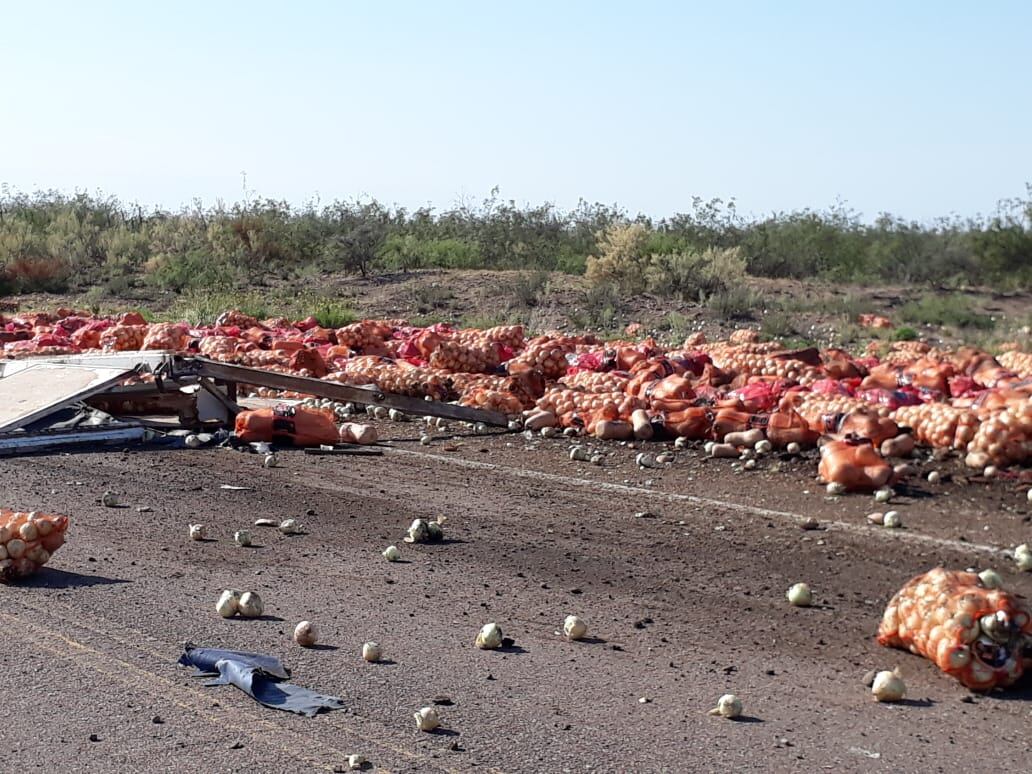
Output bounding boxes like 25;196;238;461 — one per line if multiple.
1;1;1028;221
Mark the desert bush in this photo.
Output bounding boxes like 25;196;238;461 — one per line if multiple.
706;286;765;319
899;294;994;330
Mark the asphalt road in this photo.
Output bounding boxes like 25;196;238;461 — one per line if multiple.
2;429;1031;772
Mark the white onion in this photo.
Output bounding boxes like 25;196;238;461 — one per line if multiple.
708;694;742;718
263;453;278;468
978;569;1003;589
216;589;241;618
882;511;902;529
475;623;503;650
927;471;941;484
188;524;206;541
293;620;318;647
874;488;892;503
18;522;38;542
279;519;302;535
101;491;119;507
563;615;588;640
383;545;401;562
6;539;27;560
234;530;252;547
786;582;812;607
362;642;382;662
786;442;801;455
826;482;847;496
347;754;366;770
871;670;906;702
413;706;440;732
238;591;264;618
1015;544;1032;572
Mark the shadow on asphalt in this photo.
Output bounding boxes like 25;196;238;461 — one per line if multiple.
16;568;131;589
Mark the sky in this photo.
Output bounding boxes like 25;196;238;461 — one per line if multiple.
1;1;1029;222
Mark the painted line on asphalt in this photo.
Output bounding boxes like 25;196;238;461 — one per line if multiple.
387;447;1006;558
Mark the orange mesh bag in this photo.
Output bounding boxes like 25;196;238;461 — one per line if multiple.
99;324;146;351
234;405;339;447
877;568;1032;691
142;322;190;351
818;439;892;490
0;510;70;581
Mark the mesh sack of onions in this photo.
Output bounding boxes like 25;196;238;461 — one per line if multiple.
998;350;1032;379
460;387;524;416
456;325;525;350
965;404;1032;467
335;320;394;351
198;335;240;357
877;568;1032;691
428;338;501;374
0;510;70;582
535;388;643;427
216;310;261;329
142;322;191;351
98;325;147;352
509;337;580;379
892;404;979;450
558;370;631;394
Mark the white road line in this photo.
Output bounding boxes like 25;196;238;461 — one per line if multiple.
387;447;1007;558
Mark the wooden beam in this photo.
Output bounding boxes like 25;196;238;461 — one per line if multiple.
175;357;510;427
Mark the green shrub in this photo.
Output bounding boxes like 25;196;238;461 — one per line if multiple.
707;286;764;319
899;294;994;330
893;326;919;341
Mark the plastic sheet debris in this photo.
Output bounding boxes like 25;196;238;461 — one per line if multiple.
178;644;345;717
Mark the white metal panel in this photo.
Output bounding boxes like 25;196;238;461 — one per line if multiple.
0;363;135;432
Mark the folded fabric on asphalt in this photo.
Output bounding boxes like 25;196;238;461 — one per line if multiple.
178;643;345;717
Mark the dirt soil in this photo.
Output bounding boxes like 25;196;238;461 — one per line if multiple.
2;423;1032;773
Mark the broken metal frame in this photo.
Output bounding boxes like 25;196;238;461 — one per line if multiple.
170;356;510;427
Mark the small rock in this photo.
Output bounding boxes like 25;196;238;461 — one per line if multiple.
800;518;820;531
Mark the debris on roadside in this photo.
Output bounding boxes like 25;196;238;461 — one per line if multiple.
178;644;344;716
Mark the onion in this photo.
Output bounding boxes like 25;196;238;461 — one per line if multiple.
347;754;366;770
874;488;892;503
362;642;382;662
882;511;902;529
383;545;401;562
475;623;503;650
238;591;264;618
263;453;278;468
927;471;941;484
563;615;588;640
279;519;302;535
101;491;119;507
234;530;252;547
978;568;1003;589
754;440;772;455
786;582;812;607
786;442;801;455
414;706;440;732
871;669;906;702
826;482;847;496
188;523;206;541
293;620;318;647
420;435;432;446
18;522;38;542
1015;544;1032;572
217;589;241;618
708;694;742;718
